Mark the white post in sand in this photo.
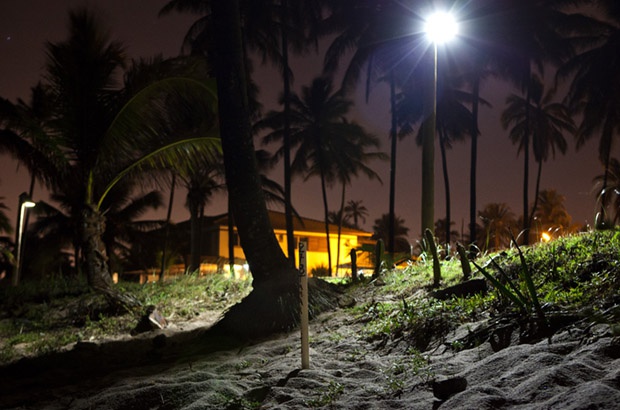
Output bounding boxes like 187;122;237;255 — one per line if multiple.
299;240;309;369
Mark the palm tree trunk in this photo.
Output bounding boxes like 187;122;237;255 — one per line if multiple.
598;123;614;227
281;0;296;268
210;0;307;338
228;196;235;277
81;204;139;308
522;83;532;245
439;129;451;246
320;168;332;276
469;75;480;249
388;71;397;259
529;158;543;238
336;183;346;276
160;173;176;281
189;200;200;273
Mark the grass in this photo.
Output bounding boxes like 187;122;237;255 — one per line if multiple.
351;229;620;351
1;229;619;364
0;273;252;363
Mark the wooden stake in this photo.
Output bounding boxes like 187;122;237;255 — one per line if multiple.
299;240;309;369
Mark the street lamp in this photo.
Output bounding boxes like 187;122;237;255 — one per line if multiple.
420;11;458;236
13;196;36;286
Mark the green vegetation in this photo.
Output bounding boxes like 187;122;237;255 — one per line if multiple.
1;230;620;368
0;274;251;363
306;380;344;407
351;230;620;352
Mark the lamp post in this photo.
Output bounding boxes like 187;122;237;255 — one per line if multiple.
421;11;458;236
13;195;36;286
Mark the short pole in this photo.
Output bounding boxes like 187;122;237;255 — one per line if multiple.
299;240;309;369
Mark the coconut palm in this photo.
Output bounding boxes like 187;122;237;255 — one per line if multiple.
459;0;581;245
434;218;459;249
180;162;225;273
322;0;428;256
477;203;518;251
559;7;620;225
259;76;384;275
0;196;11;235
344;199;369;230
594;158;620;226
0;10;220;303
501;74;574;236
372;213;410;254
207;0;309;338
161;0;324;268
532;189;572;236
398;69;479;243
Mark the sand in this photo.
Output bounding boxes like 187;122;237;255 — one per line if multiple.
1;287;619;410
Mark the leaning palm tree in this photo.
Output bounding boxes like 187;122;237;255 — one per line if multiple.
161;0;325;268
501;74;574;236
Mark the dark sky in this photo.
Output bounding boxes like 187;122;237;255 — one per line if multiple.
0;1;606;241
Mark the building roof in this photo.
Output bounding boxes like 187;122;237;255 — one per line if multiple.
213;210;372;237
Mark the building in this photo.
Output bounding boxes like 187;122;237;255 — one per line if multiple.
125;210;375;283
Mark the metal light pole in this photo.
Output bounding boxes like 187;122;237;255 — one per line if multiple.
13;196;36;286
421;11;458;236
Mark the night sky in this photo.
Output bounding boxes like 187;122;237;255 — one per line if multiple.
0;1;606;241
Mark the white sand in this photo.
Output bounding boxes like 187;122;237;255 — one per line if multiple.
3;291;620;410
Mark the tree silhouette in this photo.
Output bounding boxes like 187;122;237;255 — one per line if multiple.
501;74;574;233
477;203;517;251
372;213;410;254
344;199;369;230
559;8;620;225
532;189;572;237
594;158;620;226
260;76;383;275
1;10;220;303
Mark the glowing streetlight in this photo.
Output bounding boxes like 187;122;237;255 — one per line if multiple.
13;195;36;286
420;11;458;236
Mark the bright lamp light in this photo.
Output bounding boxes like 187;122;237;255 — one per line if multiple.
424;11;458;44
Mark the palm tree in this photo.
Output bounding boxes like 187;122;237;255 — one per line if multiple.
0;196;11;236
459;0;579;245
179;162;226;273
501;74;574;236
372;213;410;254
322;0;427;257
208;0;310;337
477;203;517;251
532;189;572;236
434;218;459;249
594;158;620;226
161;0;324;268
1;10;220;304
344;199;368;230
559;7;620;225
260;76;384;275
398;70;479;243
